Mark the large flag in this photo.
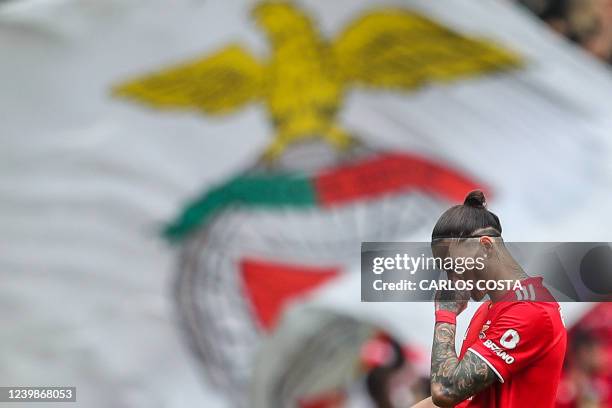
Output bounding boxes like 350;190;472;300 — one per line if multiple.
2;0;612;406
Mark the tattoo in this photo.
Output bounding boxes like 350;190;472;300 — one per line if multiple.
430;323;496;405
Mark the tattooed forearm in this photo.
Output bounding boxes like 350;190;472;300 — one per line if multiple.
430;323;496;407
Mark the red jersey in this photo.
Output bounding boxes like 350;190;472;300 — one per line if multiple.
455;277;567;408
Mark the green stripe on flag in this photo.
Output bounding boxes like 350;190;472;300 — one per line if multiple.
164;173;317;241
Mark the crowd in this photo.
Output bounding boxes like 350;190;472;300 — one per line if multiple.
516;2;612;406
518;0;612;62
556;304;612;407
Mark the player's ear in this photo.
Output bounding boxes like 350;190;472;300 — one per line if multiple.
479;236;494;253
479;236;493;245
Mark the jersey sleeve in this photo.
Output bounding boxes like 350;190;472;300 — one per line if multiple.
466;302;552;383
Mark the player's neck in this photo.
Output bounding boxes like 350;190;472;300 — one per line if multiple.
485;250;529;302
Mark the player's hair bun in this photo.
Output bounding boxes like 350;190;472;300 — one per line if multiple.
464;190;486;209
432;189;501;240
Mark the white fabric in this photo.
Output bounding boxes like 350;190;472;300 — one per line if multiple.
2;0;612;406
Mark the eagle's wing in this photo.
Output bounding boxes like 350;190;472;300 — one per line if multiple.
113;45;265;114
332;10;522;90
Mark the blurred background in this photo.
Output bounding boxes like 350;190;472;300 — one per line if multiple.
2;0;612;406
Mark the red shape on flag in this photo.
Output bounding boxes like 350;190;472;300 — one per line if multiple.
241;259;340;331
298;390;346;408
314;152;486;207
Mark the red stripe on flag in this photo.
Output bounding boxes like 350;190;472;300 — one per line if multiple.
241;259;340;331
298;390;346;408
314;153;485;207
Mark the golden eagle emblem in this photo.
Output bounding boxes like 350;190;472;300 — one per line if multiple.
114;2;521;160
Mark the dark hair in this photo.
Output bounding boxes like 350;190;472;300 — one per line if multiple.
518;0;567;21
431;190;502;240
365;337;404;408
